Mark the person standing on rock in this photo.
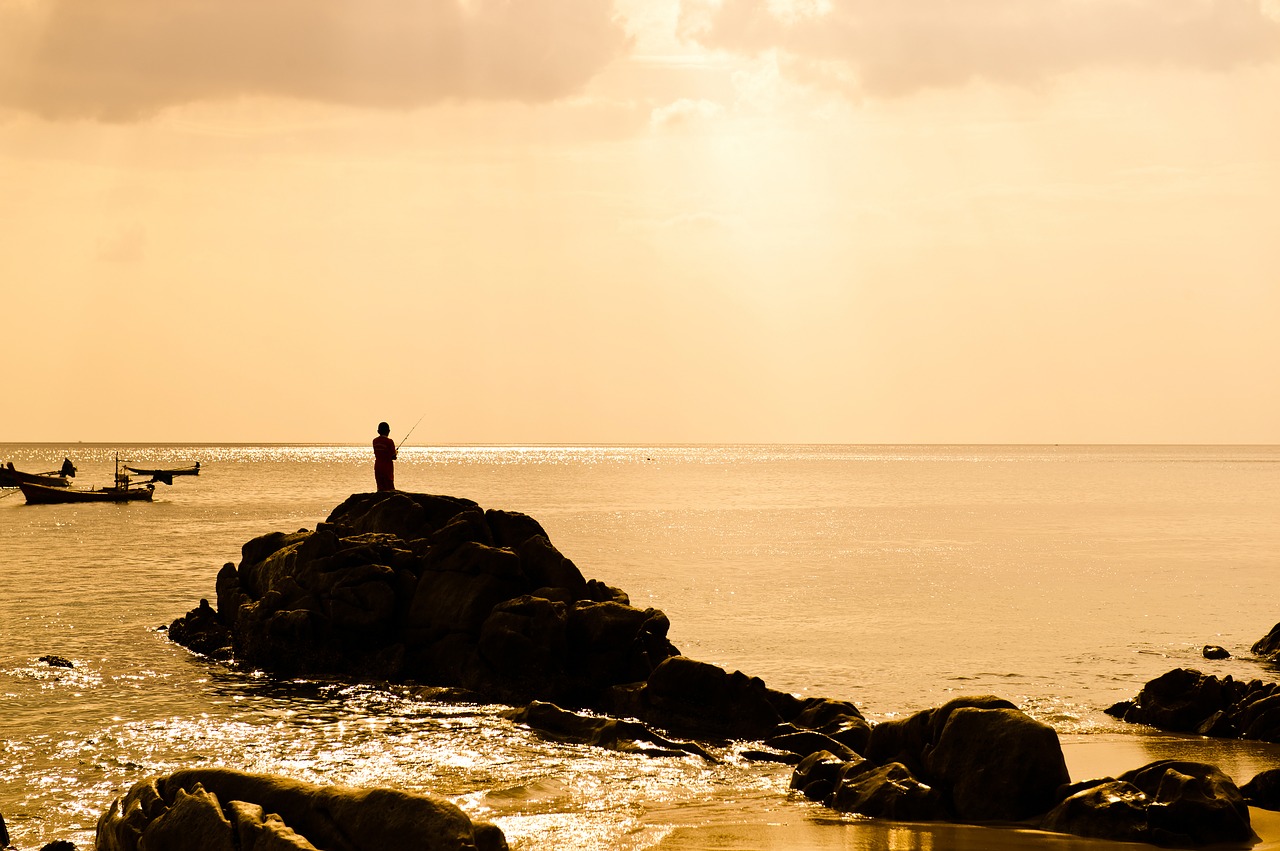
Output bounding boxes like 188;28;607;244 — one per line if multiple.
373;421;397;491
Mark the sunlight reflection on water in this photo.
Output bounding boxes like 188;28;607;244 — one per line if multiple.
2;444;1279;848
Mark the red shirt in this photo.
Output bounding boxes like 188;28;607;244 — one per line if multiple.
372;435;397;467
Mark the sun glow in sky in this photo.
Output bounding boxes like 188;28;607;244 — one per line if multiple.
1;0;1277;444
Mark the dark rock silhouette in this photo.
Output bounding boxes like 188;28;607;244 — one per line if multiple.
176;492;674;708
1121;761;1254;846
1252;622;1280;660
1204;644;1231;660
796;699;1256;846
170;491;869;747
167;492;1263;848
1242;768;1280;811
37;655;73;668
798;696;1068;823
503;700;716;759
96;767;505;851
1106;667;1280;741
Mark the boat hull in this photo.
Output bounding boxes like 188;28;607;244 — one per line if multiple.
18;481;155;504
0;469;71;488
125;465;199;477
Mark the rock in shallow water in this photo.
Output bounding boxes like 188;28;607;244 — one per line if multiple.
96;767;507;851
1107;667;1280;741
169;491;869;746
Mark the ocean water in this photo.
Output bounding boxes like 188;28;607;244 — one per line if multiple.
2;443;1279;849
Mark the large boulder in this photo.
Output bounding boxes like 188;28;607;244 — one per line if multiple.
1252;621;1280;660
828;762;943;821
610;655;788;741
865;695;1018;778
924;706;1069;821
325;492;480;541
1040;780;1152;843
1242;768;1280;810
1040;761;1256;847
799;697;1069;825
1121;760;1255;846
171;492;684;709
96;767;506;851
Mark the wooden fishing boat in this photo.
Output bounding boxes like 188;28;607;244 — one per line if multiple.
124;462;200;477
0;464;72;489
18;480;155;504
17;455;153;504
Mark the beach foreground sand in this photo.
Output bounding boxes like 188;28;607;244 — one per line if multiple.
647;738;1280;851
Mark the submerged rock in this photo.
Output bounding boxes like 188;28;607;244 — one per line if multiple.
503;700;716;759
96;767;506;851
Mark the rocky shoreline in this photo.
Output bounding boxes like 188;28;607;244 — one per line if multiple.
16;490;1277;850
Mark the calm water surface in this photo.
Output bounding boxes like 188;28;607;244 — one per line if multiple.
2;444;1279;849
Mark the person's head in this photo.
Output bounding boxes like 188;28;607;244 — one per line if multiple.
377;422;390;436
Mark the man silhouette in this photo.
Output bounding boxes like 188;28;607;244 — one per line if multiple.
372;421;397;491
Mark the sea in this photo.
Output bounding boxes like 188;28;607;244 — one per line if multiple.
2;443;1279;850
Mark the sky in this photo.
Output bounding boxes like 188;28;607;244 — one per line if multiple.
2;0;1278;444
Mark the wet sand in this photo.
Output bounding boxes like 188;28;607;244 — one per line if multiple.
649;737;1280;851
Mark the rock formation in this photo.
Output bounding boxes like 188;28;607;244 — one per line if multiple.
1043;761;1256;846
792;697;1257;846
1106;667;1280;741
793;696;1070;823
166;492;1266;849
96;767;505;851
168;491;871;746
171;491;676;708
1252;622;1280;661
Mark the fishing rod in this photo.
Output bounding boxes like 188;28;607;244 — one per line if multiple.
397;413;426;450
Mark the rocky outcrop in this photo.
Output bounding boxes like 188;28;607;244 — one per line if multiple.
96;767;505;851
1242;768;1280;810
172;492;676;709
1106;668;1280;740
167;493;1265;849
1043;761;1256;847
794;696;1069;823
794;697;1256;847
1252;622;1280;660
169;492;870;747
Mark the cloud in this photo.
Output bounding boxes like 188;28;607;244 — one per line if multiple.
680;0;1280;97
650;96;723;129
0;0;631;121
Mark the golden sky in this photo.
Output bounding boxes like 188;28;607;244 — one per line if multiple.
2;0;1278;443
